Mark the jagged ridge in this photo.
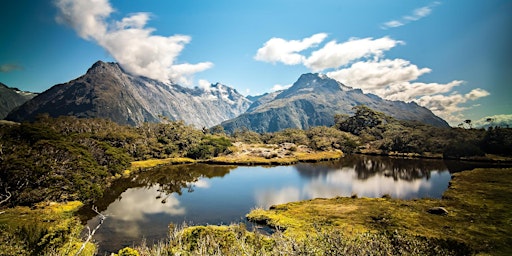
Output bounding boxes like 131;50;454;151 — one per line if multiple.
6;61;251;127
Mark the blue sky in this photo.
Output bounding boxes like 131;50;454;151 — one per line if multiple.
0;0;510;125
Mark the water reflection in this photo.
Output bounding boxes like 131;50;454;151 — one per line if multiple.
85;155;462;254
254;155;451;208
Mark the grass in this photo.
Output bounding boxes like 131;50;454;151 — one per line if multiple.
0;201;95;256
247;168;512;255
208;151;343;165
129;222;470;255
130;157;196;169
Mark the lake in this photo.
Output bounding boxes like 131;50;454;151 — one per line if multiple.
81;154;470;254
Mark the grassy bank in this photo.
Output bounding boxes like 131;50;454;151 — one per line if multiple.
207;150;343;165
247;168;512;255
0;201;94;255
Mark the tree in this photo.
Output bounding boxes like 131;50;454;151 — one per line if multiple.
463;119;472;129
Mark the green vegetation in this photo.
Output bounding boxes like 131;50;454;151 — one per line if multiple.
335;105;512;159
0;201;93;256
246;168;512;255
1;106;512;255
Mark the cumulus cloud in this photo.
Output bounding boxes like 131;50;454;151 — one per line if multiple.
0;63;23;73
305;37;404;71
254;33;327;65
270;83;292;92
473;114;512;128
255;32;490;124
381;1;441;29
55;0;212;85
416;89;490;123
327;58;431;91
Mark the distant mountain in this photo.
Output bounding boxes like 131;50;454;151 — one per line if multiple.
0;82;37;119
6;61;251;127
221;73;449;133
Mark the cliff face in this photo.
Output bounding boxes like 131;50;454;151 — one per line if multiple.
222;73;448;133
6;61;251;127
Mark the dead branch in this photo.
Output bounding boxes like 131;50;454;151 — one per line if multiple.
74;206;106;256
0;188;12;206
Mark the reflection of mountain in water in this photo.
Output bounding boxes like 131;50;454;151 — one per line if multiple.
78;164;234;221
294;155;448;181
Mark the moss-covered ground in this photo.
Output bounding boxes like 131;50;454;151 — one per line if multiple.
0;201;95;256
247;168;512;255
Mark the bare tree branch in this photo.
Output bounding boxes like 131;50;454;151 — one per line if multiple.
75;206;106;256
0;188;12;205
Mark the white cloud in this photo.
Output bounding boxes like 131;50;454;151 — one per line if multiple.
416;89;490;123
198;79;212;91
254;33;328;65
473;114;512;128
381;1;441;29
327;58;431;91
328;56;487;124
270;83;292;92
255;32;490;124
382;20;404;28
304;37;404;71
55;0;212;85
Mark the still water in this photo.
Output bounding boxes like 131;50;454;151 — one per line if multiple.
81;155;457;254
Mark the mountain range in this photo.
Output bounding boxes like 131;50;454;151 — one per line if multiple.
221;73;448;132
5;61;250;127
0;83;37;119
4;61;448;131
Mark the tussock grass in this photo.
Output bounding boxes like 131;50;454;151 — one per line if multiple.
129;222;470;256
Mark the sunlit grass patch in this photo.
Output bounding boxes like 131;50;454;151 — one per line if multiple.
130;157;196;169
0;201;92;255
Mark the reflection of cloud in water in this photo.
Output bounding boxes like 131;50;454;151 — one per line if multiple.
256;168;441;208
255;187;300;209
308;168;433;199
107;187;186;220
104;186;186;237
188;178;210;189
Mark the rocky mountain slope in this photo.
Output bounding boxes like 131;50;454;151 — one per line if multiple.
6;61;251;127
221;73;448;133
0;82;37;119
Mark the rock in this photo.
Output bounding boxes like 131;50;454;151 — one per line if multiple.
427;206;449;215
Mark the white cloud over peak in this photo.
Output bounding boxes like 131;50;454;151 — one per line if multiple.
304;37;404;71
381;1;441;29
55;0;212;85
327;58;431;91
255;33;490;125
254;33;327;65
270;83;292;92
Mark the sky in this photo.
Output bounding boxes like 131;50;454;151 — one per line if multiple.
0;0;511;126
